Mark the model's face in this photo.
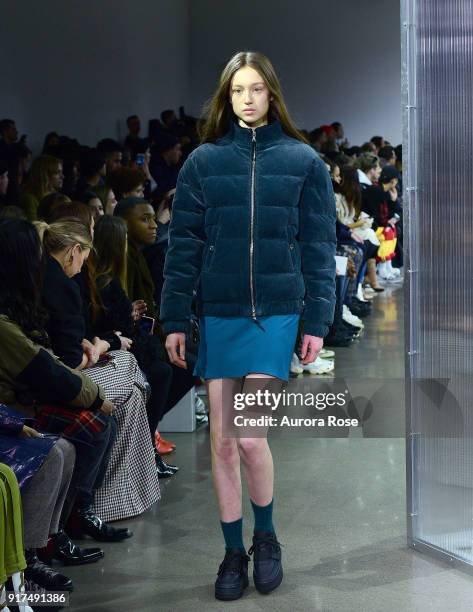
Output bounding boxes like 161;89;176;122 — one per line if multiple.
49;163;64;191
126;203;157;246
230;66;271;129
0;171;8;195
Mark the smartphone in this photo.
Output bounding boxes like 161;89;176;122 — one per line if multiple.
136;153;145;167
139;315;155;335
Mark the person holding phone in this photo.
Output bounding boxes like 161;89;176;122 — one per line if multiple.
160;51;336;600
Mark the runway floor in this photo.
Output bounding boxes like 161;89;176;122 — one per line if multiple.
67;283;473;611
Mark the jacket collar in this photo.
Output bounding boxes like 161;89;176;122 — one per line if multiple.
229;118;284;150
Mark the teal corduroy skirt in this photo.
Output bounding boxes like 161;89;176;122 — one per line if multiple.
193;315;300;381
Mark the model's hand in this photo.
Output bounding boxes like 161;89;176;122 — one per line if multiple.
165;332;187;369
300;335;324;364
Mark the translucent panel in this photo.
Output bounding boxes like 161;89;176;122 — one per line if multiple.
404;0;473;567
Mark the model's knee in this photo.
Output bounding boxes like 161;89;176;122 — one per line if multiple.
237;437;267;462
211;435;238;464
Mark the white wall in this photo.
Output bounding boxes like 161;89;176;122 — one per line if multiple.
0;0;189;152
0;1;401;152
188;0;402;146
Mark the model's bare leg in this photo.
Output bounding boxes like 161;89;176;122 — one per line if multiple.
237;373;282;506
206;377;243;521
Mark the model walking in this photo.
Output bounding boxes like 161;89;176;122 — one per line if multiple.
160;51;336;600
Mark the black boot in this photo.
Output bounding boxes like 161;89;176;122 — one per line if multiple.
24;549;73;592
214;548;250;601
155;451;178;479
248;531;283;594
38;530;104;565
67;506;133;542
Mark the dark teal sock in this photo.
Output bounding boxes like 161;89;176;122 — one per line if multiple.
220;517;245;552
251;498;275;534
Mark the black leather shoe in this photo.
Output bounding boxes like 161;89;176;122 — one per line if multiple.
38;530;104;566
155;451;178;478
215;548;250;601
69;507;133;542
248;531;283;594
24;549;73;592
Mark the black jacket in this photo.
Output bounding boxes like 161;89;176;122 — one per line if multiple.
42;256;85;369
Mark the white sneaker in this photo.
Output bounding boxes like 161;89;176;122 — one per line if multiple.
302;356;334;375
319;348;335;359
343;305;364;329
290;353;304;375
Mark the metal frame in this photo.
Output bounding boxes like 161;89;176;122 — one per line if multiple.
403;0;473;573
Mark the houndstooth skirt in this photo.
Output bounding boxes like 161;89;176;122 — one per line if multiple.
83;350;160;522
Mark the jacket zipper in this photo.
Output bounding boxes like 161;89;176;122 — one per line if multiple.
250;128;257;322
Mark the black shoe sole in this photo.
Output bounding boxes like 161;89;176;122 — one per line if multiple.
254;566;283;594
215;574;249;601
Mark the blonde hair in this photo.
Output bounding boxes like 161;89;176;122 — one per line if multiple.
35;219;93;254
200;51;307;144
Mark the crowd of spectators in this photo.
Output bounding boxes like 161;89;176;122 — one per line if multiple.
0;112;402;607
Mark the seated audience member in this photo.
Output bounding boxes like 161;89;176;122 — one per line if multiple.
108;166;146;200
97;139;123;175
355;152;382;189
0;205;26;221
0;405;104;593
42;132;60;154
0;159;9;208
331;121;348;149
75;149;106;200
78;190;104;219
89;216;179;475
93;184;118;215
361;166;402;280
335;165;384;293
114;197;196;443
3;142;32;206
149;133;182;197
370;135;385;154
20;155;64;221
37;192;71;221
143;188;175;307
378;145;397;168
131;142;157;200
0;219;127;574
309;127;326;152
124;114;143;152
39;216;161;520
160;109;179;135
0;119;18;156
361;141;377;154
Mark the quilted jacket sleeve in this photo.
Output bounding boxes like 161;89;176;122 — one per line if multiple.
298;155;337;338
159;152;206;335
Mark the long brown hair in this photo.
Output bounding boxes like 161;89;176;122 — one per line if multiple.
89;216;128;322
91;216;128;293
199;51;307;144
22;155;61;199
337;166;362;217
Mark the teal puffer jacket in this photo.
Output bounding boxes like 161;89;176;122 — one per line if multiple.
159;119;337;338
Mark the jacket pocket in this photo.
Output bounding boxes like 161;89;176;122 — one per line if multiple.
204;226;220;271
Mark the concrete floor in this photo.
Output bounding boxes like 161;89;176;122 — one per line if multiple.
66;283;473;611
